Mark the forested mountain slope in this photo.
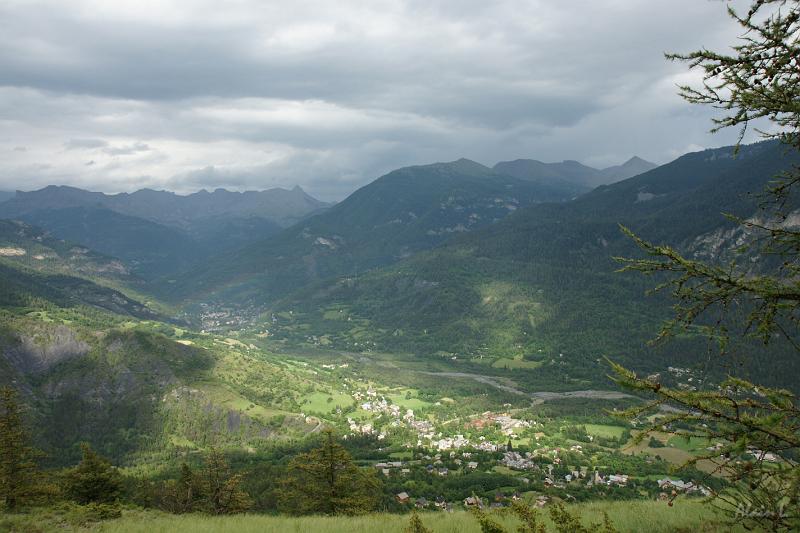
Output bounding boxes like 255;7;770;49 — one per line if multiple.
165;158;580;304
0;219;162;319
269;141;800;390
0;186;325;278
0;228;322;466
0;184;327;229
9;207;213;279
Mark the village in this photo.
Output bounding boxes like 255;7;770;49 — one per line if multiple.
325;378;714;511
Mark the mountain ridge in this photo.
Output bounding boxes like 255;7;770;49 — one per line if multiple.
0;184;330;229
263;140;799;390
493;155;657;192
163;157;583;304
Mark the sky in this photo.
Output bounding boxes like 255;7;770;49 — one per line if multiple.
0;0;762;201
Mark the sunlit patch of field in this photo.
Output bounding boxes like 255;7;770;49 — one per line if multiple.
298;390;353;413
584;423;626;439
491;356;542;370
192;383;288;421
624;431;721;474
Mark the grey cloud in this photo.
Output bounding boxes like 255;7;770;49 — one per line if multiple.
64;138;108;150
103;142;151;156
0;0;759;200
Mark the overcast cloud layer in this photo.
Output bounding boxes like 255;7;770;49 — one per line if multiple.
0;0;762;200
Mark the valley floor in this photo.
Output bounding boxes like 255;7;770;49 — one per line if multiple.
2;499;746;533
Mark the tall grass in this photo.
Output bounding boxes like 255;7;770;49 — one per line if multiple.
95;499;741;533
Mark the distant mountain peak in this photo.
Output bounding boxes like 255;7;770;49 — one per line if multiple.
599;156;658;184
0;184;330;229
439;158;492;175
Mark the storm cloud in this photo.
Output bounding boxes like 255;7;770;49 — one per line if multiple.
0;0;758;200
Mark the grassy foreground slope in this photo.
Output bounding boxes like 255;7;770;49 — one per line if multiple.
0;499;740;533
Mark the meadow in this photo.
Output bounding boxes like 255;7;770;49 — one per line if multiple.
0;499;741;533
0;499;738;533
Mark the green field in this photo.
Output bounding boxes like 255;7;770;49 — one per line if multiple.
298;390;353;414
386;391;431;410
584;423;626;439
667;435;713;453
193;383;287;421
490;357;542;370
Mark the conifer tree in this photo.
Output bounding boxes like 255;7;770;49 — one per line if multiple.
277;429;380;515
0;386;39;510
548;502;616;533
64;442;122;504
613;1;800;530
511;500;547;533
202;448;251;515
162;462;205;513
404;510;433;533
177;462;203;512
469;505;507;533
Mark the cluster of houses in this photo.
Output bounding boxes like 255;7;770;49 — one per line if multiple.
343;387;536;457
501;451;539;470
409;418;434;436
352;388;409;420
429;434;471;451
195;303;259;332
346;417;377;436
540;471;629;490
395;492;454;511
498;452;636;491
341;383;712;506
746;448;779;462
666;366;702;391
372;451;483;479
428;435;502;452
374;461;411;477
500;443;586;471
359;398;403;417
396;491;549;512
657;478;711;497
467;411;534;438
320;363;349;370
345;386;417;438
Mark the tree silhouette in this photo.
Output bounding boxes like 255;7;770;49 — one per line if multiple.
202;448;251;515
0;387;40;510
614;1;800;530
64;442;122;504
278;429;380;515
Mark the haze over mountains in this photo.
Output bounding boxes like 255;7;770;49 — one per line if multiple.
4;141;792;394
163;157;588;303
493;155;657;192
0;185;329;228
0;185;331;277
1;140;798;474
99;139;791;394
270;140;798;387
0;155;653;280
5;144;797;378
